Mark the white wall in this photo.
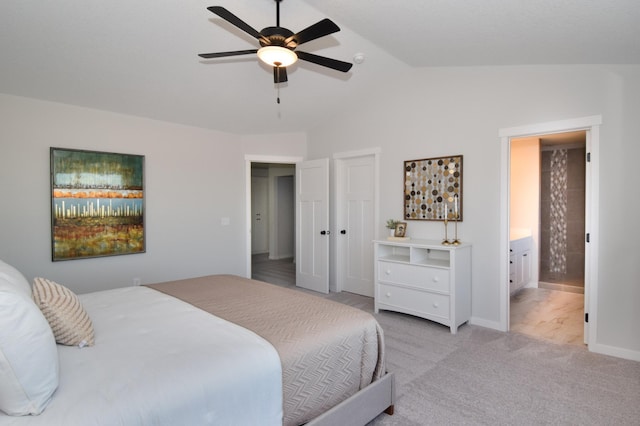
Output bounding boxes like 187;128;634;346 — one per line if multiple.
306;65;640;358
2;65;638;359
510;136;540;286
274;175;295;259
0;94;306;294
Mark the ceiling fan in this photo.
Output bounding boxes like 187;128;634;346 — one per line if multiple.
198;0;353;88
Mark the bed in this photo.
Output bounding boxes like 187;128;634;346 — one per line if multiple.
0;259;394;426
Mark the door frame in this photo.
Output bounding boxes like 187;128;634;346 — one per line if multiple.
498;115;601;349
333;148;381;293
245;155;303;279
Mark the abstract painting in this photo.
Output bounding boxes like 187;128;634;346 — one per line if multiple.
50;147;145;261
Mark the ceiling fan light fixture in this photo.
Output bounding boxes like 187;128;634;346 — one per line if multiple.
257;46;298;67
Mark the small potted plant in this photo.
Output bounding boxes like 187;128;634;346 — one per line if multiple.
386;219;399;236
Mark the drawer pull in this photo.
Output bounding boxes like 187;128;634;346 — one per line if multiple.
432;302;439;308
385;292;391;297
432;276;440;283
385;269;391;275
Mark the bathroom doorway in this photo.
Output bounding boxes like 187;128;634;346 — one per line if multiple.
509;131;586;345
499;115;601;350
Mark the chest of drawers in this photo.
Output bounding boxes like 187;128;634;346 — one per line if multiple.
374;239;472;334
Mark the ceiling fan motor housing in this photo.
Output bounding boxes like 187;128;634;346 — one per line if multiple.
260;27;296;49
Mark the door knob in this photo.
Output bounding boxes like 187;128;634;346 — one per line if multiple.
340;230;346;234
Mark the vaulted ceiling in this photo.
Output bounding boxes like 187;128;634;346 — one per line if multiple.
1;0;639;134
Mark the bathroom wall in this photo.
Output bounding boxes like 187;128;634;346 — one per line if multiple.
539;146;586;289
510;136;540;286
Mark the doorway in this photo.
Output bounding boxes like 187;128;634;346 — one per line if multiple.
245;151;380;296
509;131;586;345
245;155;302;280
499;115;601;350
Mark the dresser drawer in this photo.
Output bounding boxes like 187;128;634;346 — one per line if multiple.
377;261;450;293
378;284;450;320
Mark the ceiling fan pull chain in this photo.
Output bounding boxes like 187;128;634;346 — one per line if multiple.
276;65;281;104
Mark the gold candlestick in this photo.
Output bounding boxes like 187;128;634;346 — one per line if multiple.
452;214;461;245
442;217;451;245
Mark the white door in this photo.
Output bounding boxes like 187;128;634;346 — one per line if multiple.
296;158;329;293
251;176;269;254
336;155;376;296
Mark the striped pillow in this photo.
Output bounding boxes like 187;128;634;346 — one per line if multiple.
32;278;95;347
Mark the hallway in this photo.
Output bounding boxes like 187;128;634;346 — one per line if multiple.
251;253;295;287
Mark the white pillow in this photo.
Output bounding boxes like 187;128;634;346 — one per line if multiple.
0;285;59;416
0;258;32;299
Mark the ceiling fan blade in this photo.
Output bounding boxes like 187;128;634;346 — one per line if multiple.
207;6;270;44
198;49;258;59
285;18;340;47
273;66;288;84
296;51;353;72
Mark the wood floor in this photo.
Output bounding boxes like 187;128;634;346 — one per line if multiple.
251;253;295;287
252;254;586;347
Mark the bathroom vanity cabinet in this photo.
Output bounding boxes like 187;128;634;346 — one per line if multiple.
509;236;532;294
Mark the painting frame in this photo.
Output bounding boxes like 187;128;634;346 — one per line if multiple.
403;155;463;222
50;147;146;261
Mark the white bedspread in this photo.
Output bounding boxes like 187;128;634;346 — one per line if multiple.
0;286;282;426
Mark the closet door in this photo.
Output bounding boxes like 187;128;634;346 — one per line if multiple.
296;158;329;293
336;155;376;297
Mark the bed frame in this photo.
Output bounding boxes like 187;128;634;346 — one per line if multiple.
307;372;395;426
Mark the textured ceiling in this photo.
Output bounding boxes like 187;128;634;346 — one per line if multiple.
307;0;640;66
1;0;638;134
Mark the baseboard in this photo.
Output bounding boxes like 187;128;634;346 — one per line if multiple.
268;253;294;260
590;342;640;362
538;281;584;294
470;316;505;332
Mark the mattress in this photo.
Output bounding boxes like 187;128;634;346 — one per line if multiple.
0;286;283;426
148;274;386;426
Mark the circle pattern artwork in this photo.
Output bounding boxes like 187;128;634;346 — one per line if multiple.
404;156;462;220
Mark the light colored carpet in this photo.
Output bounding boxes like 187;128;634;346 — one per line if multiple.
252;256;640;425
369;313;640;425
